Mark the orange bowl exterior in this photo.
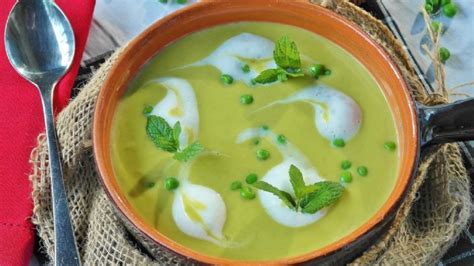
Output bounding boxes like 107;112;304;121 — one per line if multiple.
93;0;419;264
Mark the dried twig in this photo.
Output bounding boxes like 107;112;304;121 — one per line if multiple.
422;9;447;97
448;81;474;92
422;9;474;101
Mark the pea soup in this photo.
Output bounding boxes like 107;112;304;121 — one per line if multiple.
111;22;399;261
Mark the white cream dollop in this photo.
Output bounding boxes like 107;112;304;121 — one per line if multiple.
170;163;228;245
191;33;276;85
237;128;326;227
172;181;227;244
256;85;362;141
150;77;199;147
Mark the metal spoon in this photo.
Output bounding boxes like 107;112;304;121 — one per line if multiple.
5;0;80;265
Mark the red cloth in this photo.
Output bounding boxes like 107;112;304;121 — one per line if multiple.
0;1;95;265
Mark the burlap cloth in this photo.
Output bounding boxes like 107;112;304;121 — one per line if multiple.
29;0;472;264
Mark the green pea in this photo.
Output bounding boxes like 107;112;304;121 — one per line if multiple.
261;125;269;130
357;166;368;176
159;0;168;3
176;0;187;4
441;0;451;6
425;3;434;14
431;21;442;33
256;149;270;160
277;134;287;144
230;181;242;191
341;160;352;170
240;94;254;105
245;173;258;184
426;0;440;12
384;141;397;151
309;64;325;78
241;64;250;73
253;139;260;145
323;69;332;76
340;171;353;183
428;0;440;7
332;138;345;148
250;79;257;85
143;105;153;115
165;177;179;191
240;186;256;200
443;3;458;17
220;74;234;85
439;47;450;63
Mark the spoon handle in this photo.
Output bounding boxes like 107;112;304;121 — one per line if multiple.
40;88;81;266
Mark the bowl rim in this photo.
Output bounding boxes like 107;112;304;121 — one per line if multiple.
93;1;419;264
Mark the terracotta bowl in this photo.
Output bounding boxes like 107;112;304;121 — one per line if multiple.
93;0;474;264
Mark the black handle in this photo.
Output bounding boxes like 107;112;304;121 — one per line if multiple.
418;98;474;147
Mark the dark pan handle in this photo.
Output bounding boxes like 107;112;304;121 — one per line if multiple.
418;98;474;147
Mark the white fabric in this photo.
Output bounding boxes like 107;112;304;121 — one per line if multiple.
381;0;474;100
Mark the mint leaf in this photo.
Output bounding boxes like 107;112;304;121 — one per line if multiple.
298;182;336;206
173;141;204;162
253;181;296;210
146;115;178;152
273;35;301;70
255;68;303;84
173;121;181;148
146;116;171;139
289;164;306;200
301;181;329;195
300;181;344;214
254;69;280;84
154;135;180;153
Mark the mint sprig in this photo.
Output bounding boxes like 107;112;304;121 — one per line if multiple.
252;164;344;214
254;36;305;84
146;114;203;162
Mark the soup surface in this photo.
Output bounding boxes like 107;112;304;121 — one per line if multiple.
111;22;399;261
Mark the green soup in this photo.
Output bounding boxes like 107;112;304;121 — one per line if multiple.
111;22;399;261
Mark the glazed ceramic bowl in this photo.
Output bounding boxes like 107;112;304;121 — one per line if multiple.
93;1;474;264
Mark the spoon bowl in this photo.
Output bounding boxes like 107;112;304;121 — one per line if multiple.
5;0;80;265
5;0;75;86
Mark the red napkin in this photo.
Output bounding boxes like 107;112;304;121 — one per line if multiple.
0;1;95;264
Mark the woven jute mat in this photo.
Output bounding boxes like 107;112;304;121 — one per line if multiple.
29;0;472;264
